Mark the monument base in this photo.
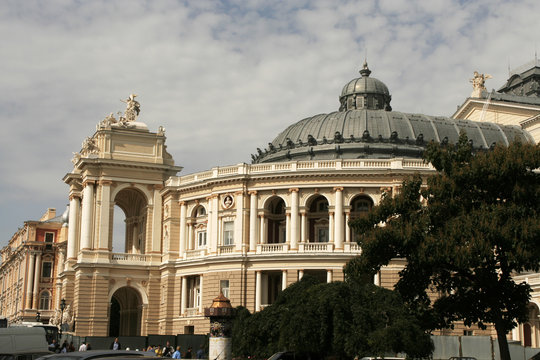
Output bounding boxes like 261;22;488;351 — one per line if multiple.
209;337;231;360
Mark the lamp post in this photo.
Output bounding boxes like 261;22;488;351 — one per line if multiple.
59;298;66;340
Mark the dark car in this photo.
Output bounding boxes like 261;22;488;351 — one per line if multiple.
267;352;322;360
35;350;157;360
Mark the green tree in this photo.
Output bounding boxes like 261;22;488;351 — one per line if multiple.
232;274;432;359
349;135;540;360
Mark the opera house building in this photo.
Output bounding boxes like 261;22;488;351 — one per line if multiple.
1;61;539;347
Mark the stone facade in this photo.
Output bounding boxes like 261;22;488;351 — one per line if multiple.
1;61;539;350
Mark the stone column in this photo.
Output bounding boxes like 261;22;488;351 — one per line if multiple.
80;181;95;250
345;212;351;243
179;202;187;256
249;191;258;252
235;191;244;252
67;195;80;260
298;270;304;281
98;180;112;250
151;185;163;252
334;187;344;249
181;276;187;316
285;213;290;244
327;270;333;283
259;215;267;244
55;249;65;309
209;196;219;254
282;270;287;290
32;253;41;309
255;271;262;312
187;222;194;251
198;275;204;314
289;188;299;249
300;211;307;243
26;253;35;308
328;212;334;244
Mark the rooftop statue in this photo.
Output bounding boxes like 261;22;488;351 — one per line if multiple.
119;93;141;124
470;71;492;98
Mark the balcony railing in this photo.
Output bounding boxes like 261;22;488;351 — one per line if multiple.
299;242;334;252
185;308;200;317
256;243;289;254
218;245;235;255
185;248;206;259
111;253;148;262
166;158;433;187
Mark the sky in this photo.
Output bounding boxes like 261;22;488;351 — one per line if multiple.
1;0;539;248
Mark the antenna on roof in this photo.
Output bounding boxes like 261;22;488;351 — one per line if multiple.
507;57;511;77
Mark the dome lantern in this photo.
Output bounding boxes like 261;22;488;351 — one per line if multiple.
339;61;392;111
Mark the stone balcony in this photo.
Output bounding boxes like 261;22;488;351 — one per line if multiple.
166;158;433;187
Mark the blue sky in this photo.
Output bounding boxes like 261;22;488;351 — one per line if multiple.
1;0;539;247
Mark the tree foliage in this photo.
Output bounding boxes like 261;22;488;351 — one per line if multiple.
231;275;433;359
349;134;540;360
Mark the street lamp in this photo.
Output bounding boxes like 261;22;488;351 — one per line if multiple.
59;299;66;340
35;311;41;323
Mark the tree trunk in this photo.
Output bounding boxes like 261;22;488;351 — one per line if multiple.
495;320;511;360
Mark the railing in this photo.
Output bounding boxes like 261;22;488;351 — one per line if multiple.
166;159;434;187
185;248;206;259
299;242;333;252
111;253;148;262
218;245;235;255
257;243;289;254
185;308;199;317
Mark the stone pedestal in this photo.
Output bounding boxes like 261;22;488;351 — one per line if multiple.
205;293;234;360
209;337;231;360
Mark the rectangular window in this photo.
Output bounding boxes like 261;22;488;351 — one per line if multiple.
317;228;329;243
197;231;207;248
42;262;52;278
188;276;201;309
45;232;54;250
223;221;234;246
220;280;230;298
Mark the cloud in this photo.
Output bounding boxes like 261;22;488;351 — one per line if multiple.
1;0;539;246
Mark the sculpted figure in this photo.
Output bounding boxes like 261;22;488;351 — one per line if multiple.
470;71;492;97
120;94;141;122
81;136;99;155
99;113;117;128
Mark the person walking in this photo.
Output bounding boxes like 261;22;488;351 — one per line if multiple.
172;346;182;359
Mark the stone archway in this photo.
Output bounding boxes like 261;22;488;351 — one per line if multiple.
108;286;142;337
113;188;148;254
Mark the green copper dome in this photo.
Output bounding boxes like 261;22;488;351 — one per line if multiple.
251;63;535;164
338;61;392;111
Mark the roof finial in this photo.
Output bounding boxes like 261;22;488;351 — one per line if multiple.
359;59;371;77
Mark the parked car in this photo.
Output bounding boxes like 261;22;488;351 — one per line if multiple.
35;350;157;360
267;351;322;360
0;327;53;360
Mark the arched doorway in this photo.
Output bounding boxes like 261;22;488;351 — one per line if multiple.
108;287;142;337
266;197;286;244
307;195;329;242
113;188;148;254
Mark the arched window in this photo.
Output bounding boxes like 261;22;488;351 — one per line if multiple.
266;197;286;244
39;291;50;310
194;206;207;249
308;195;329;243
349;196;374;242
